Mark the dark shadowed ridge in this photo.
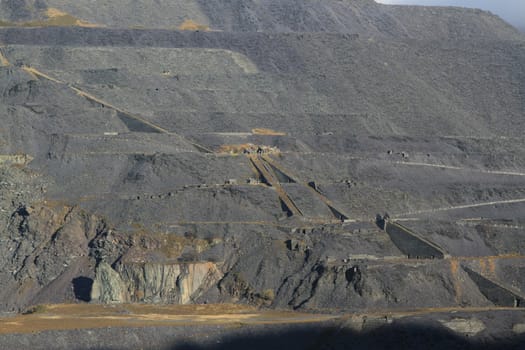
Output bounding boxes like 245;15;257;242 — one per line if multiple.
1;320;525;349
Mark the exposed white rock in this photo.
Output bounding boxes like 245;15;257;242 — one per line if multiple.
439;318;485;336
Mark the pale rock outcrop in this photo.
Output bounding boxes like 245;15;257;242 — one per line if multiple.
439;318;486;336
90;262;128;303
117;262;222;304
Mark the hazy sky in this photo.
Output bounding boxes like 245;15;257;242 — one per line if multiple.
376;0;525;31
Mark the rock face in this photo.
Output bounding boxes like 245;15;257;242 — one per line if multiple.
90;262;127;303
0;165;108;311
117;262;222;304
0;0;524;316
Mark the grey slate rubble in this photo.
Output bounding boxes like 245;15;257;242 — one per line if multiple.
0;0;525;347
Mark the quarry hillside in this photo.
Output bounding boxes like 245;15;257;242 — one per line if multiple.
0;0;525;348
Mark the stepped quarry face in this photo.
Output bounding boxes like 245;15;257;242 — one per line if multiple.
0;0;525;348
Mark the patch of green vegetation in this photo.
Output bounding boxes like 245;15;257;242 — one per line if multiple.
0;20;15;27
261;289;275;301
22;304;47;315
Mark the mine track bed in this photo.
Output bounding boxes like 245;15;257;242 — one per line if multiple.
1;304;523;335
0;304;338;334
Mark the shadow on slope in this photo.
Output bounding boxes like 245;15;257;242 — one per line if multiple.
165;321;525;350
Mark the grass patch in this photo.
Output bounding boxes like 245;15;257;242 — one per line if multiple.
22;304;47;315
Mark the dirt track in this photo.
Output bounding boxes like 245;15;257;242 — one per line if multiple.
3;303;525;335
0;304;339;334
